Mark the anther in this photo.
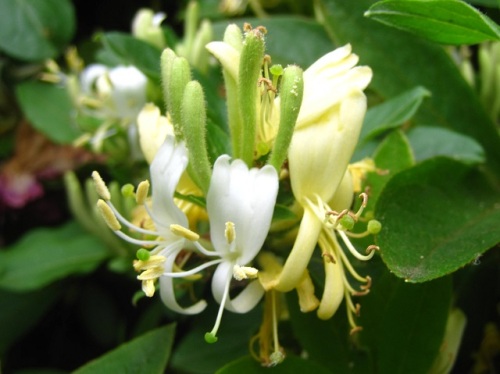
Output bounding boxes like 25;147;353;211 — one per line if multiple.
136;180;150;205
366;245;380;254
92;171;111;201
322;253;336;264
350;326;363;335
355;303;361;317
97;199;121;230
359;193;368;208
360;276;372;291
233;265;258;281
170;224;200;241
225;222;236;244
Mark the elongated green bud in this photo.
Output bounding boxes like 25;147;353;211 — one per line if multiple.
238;27;265;166
268;65;303;171
161;50;192;139
181;80;212;193
160;48;176;110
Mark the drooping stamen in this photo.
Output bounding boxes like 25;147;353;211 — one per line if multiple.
337;230;375;261
269;290;285;366
106;201;160;236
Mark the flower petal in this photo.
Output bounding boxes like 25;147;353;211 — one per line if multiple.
211;261;265;313
159;246;207;315
137;104;174;163
207;156;278;263
150;136;189;234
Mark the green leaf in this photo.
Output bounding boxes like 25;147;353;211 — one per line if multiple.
318;0;500;179
376;158;500;282
0;285;61;354
15;80;80;144
216;355;332;374
171;303;261;374
367;130;415;212
361;86;430;143
99;32;162;80
364;0;500;45
360;268;452;374
407;126;485;164
73;324;175;374
0;221;109;291
0;0;75;61
213;16;333;67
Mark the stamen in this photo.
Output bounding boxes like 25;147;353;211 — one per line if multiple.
225;222;236;244
92;171;111;200
366;245;380;254
270;290;285;366
354;193;368;219
142;279;156;297
163;258;223;278
233;265;258;280
97;199;121;230
205;268;232;344
170;224;200;241
136;180;150;204
106;201;160;236
338;230;375;261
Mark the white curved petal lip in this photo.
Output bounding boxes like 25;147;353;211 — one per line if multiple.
211;261;265;313
205;41;240;81
150;136;189;232
159;249;207;315
207;155;279;264
137;104;174;163
80;64;108;93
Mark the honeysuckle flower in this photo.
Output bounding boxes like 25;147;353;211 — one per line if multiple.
94;135;279;342
80;64;148;121
137;103;174;164
263;45;378;331
131;8;166;49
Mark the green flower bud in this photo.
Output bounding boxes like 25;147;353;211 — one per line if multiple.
121;183;135;198
181;80;212;193
268;65;303;171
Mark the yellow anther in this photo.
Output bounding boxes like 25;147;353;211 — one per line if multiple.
97;199;121;230
170;224;200;241
142;279;156;297
92;171;111;201
225;222;236;244
233;265;258;281
136;180;150;205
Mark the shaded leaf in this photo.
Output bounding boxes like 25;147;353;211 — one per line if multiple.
0;221;109;291
73;324;175;374
0;0;75;61
15;81;80;144
360;268;452;374
376;157;500;282
216;355;332;374
99;32;162;80
365;0;500;45
407;126;485;164
361;86;430;143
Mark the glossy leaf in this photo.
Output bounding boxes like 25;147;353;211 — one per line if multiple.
318;0;500;177
73;324;175;374
359;268;452;374
376;157;500;282
407;126;485;164
361;86;430;143
365;0;500;45
0;0;75;61
99;32;162;80
0;221;109;291
15;81;80;144
216;355;332;374
366;130;415;212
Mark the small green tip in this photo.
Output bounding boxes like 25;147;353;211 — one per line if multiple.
270;64;283;76
204;332;218;343
121;184;135;198
339;215;355;231
136;248;151;261
368;220;382;235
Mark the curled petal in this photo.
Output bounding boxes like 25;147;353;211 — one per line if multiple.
205;41;240;80
159;248;207;315
137;104;174;163
211;261;265;313
207;156;279;263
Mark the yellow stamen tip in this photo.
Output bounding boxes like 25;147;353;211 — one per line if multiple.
225;221;236;244
170;224;200;241
136;180;150;205
96;199;121;231
92;171;111;201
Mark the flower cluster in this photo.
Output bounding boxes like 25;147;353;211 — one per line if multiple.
93;22;380;364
